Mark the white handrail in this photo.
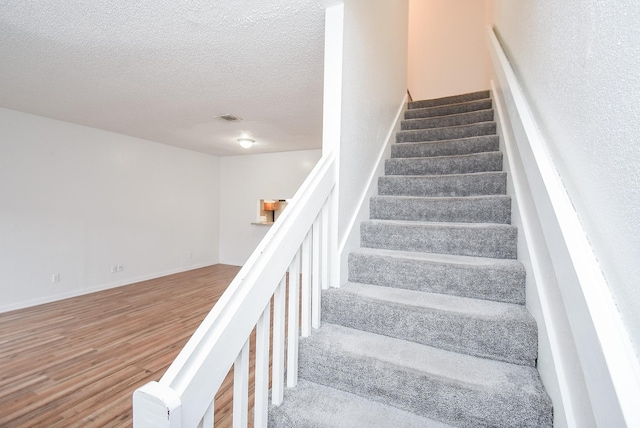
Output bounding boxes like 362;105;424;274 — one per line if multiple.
487;25;640;426
133;152;337;427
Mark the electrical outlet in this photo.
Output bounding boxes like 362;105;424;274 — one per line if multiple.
52;273;60;283
111;265;118;273
117;265;124;272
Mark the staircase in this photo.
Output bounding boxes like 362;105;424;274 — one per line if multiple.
269;90;553;427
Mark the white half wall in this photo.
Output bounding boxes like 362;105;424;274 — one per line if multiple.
487;21;640;426
0;108;220;313
407;0;490;100
490;0;640;359
218;149;322;266
338;0;408;272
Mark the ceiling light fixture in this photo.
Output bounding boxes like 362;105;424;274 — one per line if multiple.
237;138;255;149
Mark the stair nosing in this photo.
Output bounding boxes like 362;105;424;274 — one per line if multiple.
306;323;538;386
386;150;502;162
364;218;516;229
401;108;495;124
408;91;491;109
271;379;456;428
351;247;522;266
391;133;499;146
334;282;531;319
406;98;493;115
397;120;496;135
371;194;510;202
381;171;506;180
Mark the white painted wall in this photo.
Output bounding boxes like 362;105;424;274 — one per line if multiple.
0;108;220;312
490;0;640;360
218;150;321;266
338;0;408;266
407;0;490;100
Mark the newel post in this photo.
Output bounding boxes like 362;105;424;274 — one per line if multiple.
133;381;182;428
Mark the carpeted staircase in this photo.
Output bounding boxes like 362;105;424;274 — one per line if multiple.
269;90;553;427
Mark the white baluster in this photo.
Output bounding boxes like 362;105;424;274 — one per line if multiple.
301;230;312;337
272;277;286;405
233;338;249;428
201;399;214;428
312;214;321;329
329;188;340;288
287;250;301;388
254;301;270;428
321;199;330;290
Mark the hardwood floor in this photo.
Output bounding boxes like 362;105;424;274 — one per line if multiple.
0;264;243;427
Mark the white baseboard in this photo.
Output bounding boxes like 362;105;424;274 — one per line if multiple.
337;94;407;285
0;261;218;314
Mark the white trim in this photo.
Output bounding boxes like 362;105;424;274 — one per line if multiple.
0;261;217;314
488;25;640;427
491;79;577;428
337;94;407;284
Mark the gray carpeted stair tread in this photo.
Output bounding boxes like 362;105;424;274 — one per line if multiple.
397;121;496;143
405;98;493;120
385;151;503;176
401;109;494;131
268;379;454;428
408;90;490;110
379;171;507;197
361;219;518;259
322;282;537;366
348;247;525;304
370;194;511;224
298;323;553;427
391;135;499;159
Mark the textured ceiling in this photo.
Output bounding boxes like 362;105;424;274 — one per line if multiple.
0;0;340;155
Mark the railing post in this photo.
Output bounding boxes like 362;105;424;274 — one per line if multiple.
133;381;182;428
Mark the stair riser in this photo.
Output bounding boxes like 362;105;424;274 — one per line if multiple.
299;340;552;427
378;173;507;197
408;90;490;110
391;135;499;158
361;222;518;259
397;122;496;144
348;251;526;304
322;291;537;366
401;109;494;131
370;196;511;224
405;98;493;120
385;152;503;176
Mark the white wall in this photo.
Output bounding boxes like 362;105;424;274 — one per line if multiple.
0;108;220;312
490;0;640;360
218;149;321;266
407;0;490;100
338;0;408;263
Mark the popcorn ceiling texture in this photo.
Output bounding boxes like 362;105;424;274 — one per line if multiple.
492;0;640;355
0;0;340;155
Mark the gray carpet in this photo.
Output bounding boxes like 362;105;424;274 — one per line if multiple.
268;90;552;427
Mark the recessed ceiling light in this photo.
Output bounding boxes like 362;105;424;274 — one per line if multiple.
237;138;255;149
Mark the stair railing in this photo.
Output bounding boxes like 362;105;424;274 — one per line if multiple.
132;151;338;428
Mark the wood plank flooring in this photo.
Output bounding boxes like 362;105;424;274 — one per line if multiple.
0;264;243;427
